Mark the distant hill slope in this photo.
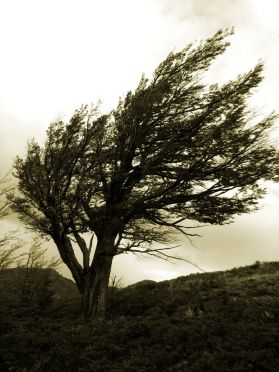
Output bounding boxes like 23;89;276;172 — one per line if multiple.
1;261;278;318
108;261;279;318
0;261;278;371
0;267;79;316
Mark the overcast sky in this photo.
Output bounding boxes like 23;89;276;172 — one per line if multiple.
0;0;278;284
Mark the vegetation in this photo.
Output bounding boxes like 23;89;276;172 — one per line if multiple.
9;29;279;318
0;240;62;317
0;262;278;371
0;174;22;271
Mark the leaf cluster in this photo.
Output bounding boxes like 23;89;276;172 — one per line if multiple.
9;29;279;260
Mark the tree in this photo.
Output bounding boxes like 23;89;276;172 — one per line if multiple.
0;239;61;315
0;174;22;271
10;29;279;319
0;173;13;221
0;236;22;271
16;240;61;310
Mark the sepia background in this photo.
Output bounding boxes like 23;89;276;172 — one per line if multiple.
0;0;278;284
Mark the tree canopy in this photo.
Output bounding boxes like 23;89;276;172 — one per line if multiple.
10;29;279;318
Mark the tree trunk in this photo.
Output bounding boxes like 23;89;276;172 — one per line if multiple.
79;234;115;319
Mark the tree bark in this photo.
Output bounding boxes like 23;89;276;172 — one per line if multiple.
52;233;83;291
79;234;115;319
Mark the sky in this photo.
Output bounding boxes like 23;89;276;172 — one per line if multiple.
0;0;278;284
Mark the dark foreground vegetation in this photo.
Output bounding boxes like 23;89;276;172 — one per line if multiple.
0;261;278;371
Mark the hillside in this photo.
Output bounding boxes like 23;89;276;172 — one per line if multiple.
108;261;279;318
0;267;79;318
0;261;278;371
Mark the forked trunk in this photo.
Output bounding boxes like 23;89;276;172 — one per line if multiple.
80;235;115;319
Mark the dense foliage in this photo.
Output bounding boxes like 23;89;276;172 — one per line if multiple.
9;29;279;318
0;262;278;371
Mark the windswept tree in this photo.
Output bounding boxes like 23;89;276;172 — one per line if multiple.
10;30;279;319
